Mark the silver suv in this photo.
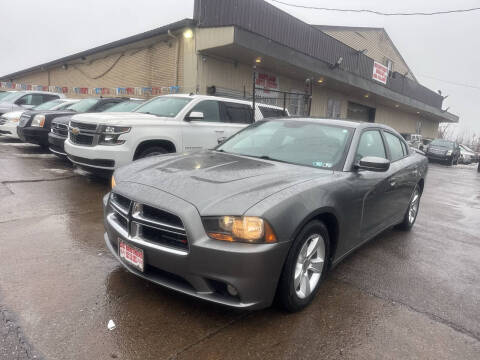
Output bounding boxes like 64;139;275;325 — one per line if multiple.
0;91;65;116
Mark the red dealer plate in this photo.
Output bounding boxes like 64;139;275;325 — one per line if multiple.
119;239;144;272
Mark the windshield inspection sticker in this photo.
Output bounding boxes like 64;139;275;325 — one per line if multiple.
312;161;324;167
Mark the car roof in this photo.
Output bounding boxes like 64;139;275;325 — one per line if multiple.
264;117;402;133
162;93;265;106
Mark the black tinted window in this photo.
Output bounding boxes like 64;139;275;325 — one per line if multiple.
222;102;253;124
189;100;220;122
95;101;120;112
384;132;405;162
41;94;59;103
356;130;386;162
259;106;287;118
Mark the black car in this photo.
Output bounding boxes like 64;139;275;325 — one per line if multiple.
425;139;461;165
17;97;129;148
49;99;143;157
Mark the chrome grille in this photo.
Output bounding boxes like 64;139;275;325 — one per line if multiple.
51;122;68;137
68;121;98;146
70;132;94;145
70;121;97;131
108;193;188;252
0;117;6;125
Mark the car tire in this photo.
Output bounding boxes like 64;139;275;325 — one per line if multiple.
396;185;421;231
277;220;330;312
137;146;168;159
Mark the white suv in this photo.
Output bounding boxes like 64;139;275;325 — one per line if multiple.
64;94;288;172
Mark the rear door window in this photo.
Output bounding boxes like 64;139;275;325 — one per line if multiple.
259;106;287;118
221;102;254;124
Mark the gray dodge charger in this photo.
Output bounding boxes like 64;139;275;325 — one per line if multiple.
104;118;427;311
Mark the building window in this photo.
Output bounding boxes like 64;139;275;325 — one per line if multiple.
327;98;341;118
347;102;376;122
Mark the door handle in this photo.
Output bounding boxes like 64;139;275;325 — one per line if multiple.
214;130;224;133
217;137;227;144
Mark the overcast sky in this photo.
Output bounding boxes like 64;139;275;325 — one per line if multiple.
1;0;479;134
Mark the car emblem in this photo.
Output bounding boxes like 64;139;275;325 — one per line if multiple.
71;127;80;135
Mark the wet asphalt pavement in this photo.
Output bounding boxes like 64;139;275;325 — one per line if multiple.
0;136;479;360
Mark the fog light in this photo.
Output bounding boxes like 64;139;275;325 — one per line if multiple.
227;284;238;297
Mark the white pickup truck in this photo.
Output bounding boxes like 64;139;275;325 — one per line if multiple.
64;94;288;172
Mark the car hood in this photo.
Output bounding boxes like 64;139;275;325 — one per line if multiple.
1;110;24;120
115;151;333;215
428;145;451;151
28;110;75;117
71;112;159;125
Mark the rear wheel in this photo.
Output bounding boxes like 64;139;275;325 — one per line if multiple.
397;185;421;231
277;220;329;312
136;146;168;159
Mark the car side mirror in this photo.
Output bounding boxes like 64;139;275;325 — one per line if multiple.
355;156;390;172
185;111;204;121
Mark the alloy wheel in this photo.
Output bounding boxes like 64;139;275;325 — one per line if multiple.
293;234;325;299
408;188;420;224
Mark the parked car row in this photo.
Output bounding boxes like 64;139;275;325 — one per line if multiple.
1;92;290;172
423;138;479;166
0;90;429;311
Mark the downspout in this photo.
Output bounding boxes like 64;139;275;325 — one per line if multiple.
168;30;180;87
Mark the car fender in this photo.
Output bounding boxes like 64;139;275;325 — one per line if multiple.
129;124;183;157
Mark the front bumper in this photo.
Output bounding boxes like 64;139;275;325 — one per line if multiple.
103;183;290;309
64;139;132;171
48;132;67;157
426;152;451;161
0;120;20;139
17;126;49;145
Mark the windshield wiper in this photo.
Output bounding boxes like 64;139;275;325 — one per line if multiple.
258;155;290;164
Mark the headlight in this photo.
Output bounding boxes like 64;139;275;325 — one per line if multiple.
9;117;20;123
202;216;277;243
446;150;453;156
31;115;46;127
98;125;131;145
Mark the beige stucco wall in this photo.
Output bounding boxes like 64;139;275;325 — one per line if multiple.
311;85;438;138
197;55;306;96
322;29;415;81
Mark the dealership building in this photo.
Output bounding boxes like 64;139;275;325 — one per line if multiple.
0;0;458;138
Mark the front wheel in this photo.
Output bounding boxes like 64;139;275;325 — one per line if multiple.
396;185;421;231
136;146;168;159
277;220;330;312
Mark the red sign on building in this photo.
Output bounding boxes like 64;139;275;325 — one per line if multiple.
372;61;388;85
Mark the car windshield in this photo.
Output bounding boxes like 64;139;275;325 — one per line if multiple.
33;99;65;110
104;101;143;112
217;120;353;169
134;96;192;117
430;139;454;148
66;98;99;112
0;92;13;101
0;92;24;103
460;145;474;153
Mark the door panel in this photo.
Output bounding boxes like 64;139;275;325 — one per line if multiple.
181;100;225;151
354;129;394;238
